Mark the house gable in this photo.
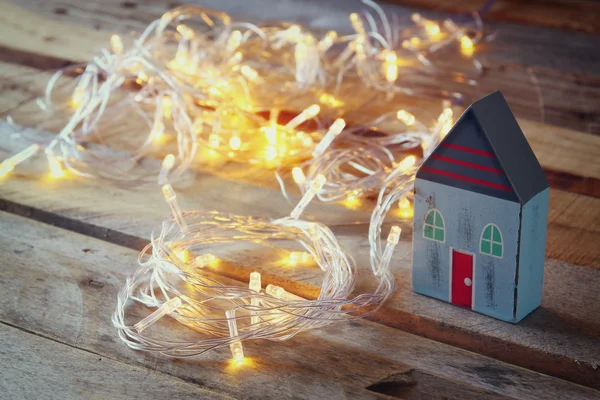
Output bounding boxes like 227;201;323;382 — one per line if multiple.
417;110;519;202
417;91;549;204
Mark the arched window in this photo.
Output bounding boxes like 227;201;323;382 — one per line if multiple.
423;209;445;242
480;224;503;258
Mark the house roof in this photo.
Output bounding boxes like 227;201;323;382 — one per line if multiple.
416;91;549;204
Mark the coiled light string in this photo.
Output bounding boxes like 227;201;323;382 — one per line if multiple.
1;1;487;189
113;176;400;362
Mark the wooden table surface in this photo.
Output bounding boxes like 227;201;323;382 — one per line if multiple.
0;0;599;399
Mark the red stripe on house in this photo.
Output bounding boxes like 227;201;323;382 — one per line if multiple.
430;154;504;174
420;167;513;191
440;143;495;157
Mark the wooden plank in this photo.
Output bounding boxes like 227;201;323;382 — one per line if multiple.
0;58;599;199
0;0;599;391
0;323;231;400
1;1;599;135
0;126;598;388
382;0;600;34
1;211;597;400
5;0;599;76
0;120;597;266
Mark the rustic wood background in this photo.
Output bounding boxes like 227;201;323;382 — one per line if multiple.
0;0;598;399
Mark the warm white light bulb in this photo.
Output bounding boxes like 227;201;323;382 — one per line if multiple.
292;167;306;185
111;34;123;54
162;154;175;170
396;110;415;126
387;226;402;245
134;297;182;333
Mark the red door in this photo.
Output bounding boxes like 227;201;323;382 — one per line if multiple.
451;250;473;309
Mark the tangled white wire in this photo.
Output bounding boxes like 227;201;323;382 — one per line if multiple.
1;0;486;187
112;178;400;361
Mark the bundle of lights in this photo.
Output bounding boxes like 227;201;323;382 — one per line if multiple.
113;177;401;363
1;0;487;188
280;105;453;208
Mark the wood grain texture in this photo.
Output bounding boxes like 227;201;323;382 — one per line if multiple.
7;0;600;74
382;0;600;34
0;211;597;400
0;0;599;397
1;1;599;135
0;126;598;388
0;323;232;400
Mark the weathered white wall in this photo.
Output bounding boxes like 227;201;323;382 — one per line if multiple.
412;179;521;321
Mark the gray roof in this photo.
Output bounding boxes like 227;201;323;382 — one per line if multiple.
470;91;549;204
417;91;549;204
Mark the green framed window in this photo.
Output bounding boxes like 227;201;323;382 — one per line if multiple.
480;224;503;258
423;209;445;242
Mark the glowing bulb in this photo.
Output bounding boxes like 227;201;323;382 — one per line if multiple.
249;272;261;292
0;160;15;179
264;124;277;144
425;21;441;37
225;310;245;363
176;24;195;40
344;190;361;208
110;34;123;54
350;13;366;37
175;249;191;263
396;110;415;126
288;251;313;266
136;71;148;85
287;25;302;39
229;136;241;150
266;284;305;301
134;297;182;333
319;93;344;108
227;30;242;52
397;155;417;172
384;51;398;83
285;104;320;130
249;271;261;326
412;13;441;39
398;197;413;218
292;167;305;185
304;104;320;118
318;30;337;52
71;88;85;108
162;154;175;170
329;118;346;136
240;65;258;82
152;122;165;142
47;153;65;179
162;96;173;118
295;42;307;62
161;184;187;232
265;145;278;161
289;174;326;219
313;118;345;157
460;36;474;56
195;253;216;268
208;134;221;148
437;108;454;137
387;226;402;245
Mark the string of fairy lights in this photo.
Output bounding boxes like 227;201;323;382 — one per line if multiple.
1;0;491;364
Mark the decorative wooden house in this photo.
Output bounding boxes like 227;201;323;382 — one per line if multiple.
412;91;549;323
